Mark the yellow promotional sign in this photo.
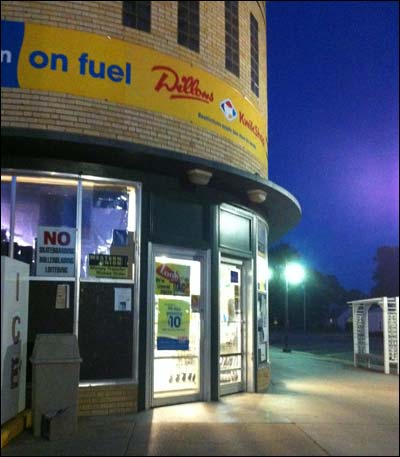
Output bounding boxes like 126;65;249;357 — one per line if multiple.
2;20;266;168
157;299;190;350
155;263;190;296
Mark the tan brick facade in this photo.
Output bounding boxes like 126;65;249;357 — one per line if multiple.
256;366;271;392
1;1;268;177
78;384;138;417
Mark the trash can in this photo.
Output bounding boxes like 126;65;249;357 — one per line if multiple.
30;334;82;439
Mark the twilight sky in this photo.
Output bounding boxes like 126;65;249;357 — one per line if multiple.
266;1;399;293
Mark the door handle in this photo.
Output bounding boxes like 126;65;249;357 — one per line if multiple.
16;273;20;302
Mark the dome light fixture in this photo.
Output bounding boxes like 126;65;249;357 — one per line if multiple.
247;189;267;203
186;168;213;185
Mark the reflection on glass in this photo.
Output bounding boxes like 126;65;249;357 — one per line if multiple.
153;256;201;399
1;176;138;280
257;219;269;365
81;183;136;279
1;178;11;255
219;263;243;387
220;322;241;354
220;355;242;384
14;178;77;275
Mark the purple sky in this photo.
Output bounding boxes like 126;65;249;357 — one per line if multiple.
267;1;399;293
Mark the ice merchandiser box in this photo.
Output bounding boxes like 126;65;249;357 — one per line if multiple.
1;257;29;425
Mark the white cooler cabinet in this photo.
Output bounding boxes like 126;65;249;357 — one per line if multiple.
1;256;29;425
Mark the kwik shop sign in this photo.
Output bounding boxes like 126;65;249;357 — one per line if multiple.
36;226;75;277
1;20;267;168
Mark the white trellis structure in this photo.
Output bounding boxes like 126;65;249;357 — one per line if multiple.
348;297;399;375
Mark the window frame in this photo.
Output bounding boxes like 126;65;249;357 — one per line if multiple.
250;13;259;97
225;1;240;77
178;1;200;53
122;0;151;33
1;169;142;385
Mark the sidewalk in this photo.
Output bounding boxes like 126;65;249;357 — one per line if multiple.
2;347;398;456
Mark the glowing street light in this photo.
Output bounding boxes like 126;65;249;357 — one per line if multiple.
268;262;306;351
285;263;306;285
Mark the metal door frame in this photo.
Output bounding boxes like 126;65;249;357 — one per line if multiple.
146;243;211;409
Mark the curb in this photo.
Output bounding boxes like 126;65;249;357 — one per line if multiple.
1;410;32;449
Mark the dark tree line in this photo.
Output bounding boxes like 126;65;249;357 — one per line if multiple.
371;246;399;297
268;243;399;331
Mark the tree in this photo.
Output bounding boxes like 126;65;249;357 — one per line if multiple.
268;243;355;331
268;243;300;266
371;246;399;297
268;244;337;330
344;289;368;302
300;269;347;331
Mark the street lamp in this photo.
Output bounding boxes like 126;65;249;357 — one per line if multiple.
302;281;307;332
283;262;306;353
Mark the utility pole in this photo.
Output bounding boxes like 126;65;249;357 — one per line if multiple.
283;272;291;352
303;282;306;332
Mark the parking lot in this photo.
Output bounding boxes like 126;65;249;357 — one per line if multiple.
270;331;384;364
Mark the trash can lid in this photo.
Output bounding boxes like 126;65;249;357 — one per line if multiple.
30;334;82;364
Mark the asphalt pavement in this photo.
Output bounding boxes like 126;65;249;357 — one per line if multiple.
269;331;383;362
2;345;398;456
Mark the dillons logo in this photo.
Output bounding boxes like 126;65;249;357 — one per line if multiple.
220;99;237;122
152;65;214;104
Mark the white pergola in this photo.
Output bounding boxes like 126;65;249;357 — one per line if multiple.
348;297;399;375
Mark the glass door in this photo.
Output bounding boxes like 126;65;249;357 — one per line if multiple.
149;245;209;408
219;259;245;395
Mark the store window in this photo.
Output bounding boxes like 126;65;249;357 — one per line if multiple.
1;176;11;255
14;177;77;276
225;1;239;77
122;1;151;32
1;171;141;384
250;13;259;97
78;181;137;381
257;219;269;365
178;1;200;52
81;182;136;280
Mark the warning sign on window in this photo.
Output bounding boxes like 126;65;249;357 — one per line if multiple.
36;226;76;277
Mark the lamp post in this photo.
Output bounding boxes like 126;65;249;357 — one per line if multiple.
283;271;290;352
282;262;306;353
303;282;307;332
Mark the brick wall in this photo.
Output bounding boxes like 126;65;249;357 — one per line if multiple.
1;1;268;177
256;366;271;392
78;384;138;416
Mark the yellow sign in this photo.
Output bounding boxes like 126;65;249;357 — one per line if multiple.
157;299;190;350
2;20;267;168
155;263;190;296
88;254;128;279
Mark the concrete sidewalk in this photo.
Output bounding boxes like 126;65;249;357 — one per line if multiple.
2;347;399;456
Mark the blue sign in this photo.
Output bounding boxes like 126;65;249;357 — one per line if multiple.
1;20;25;88
231;270;239;283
